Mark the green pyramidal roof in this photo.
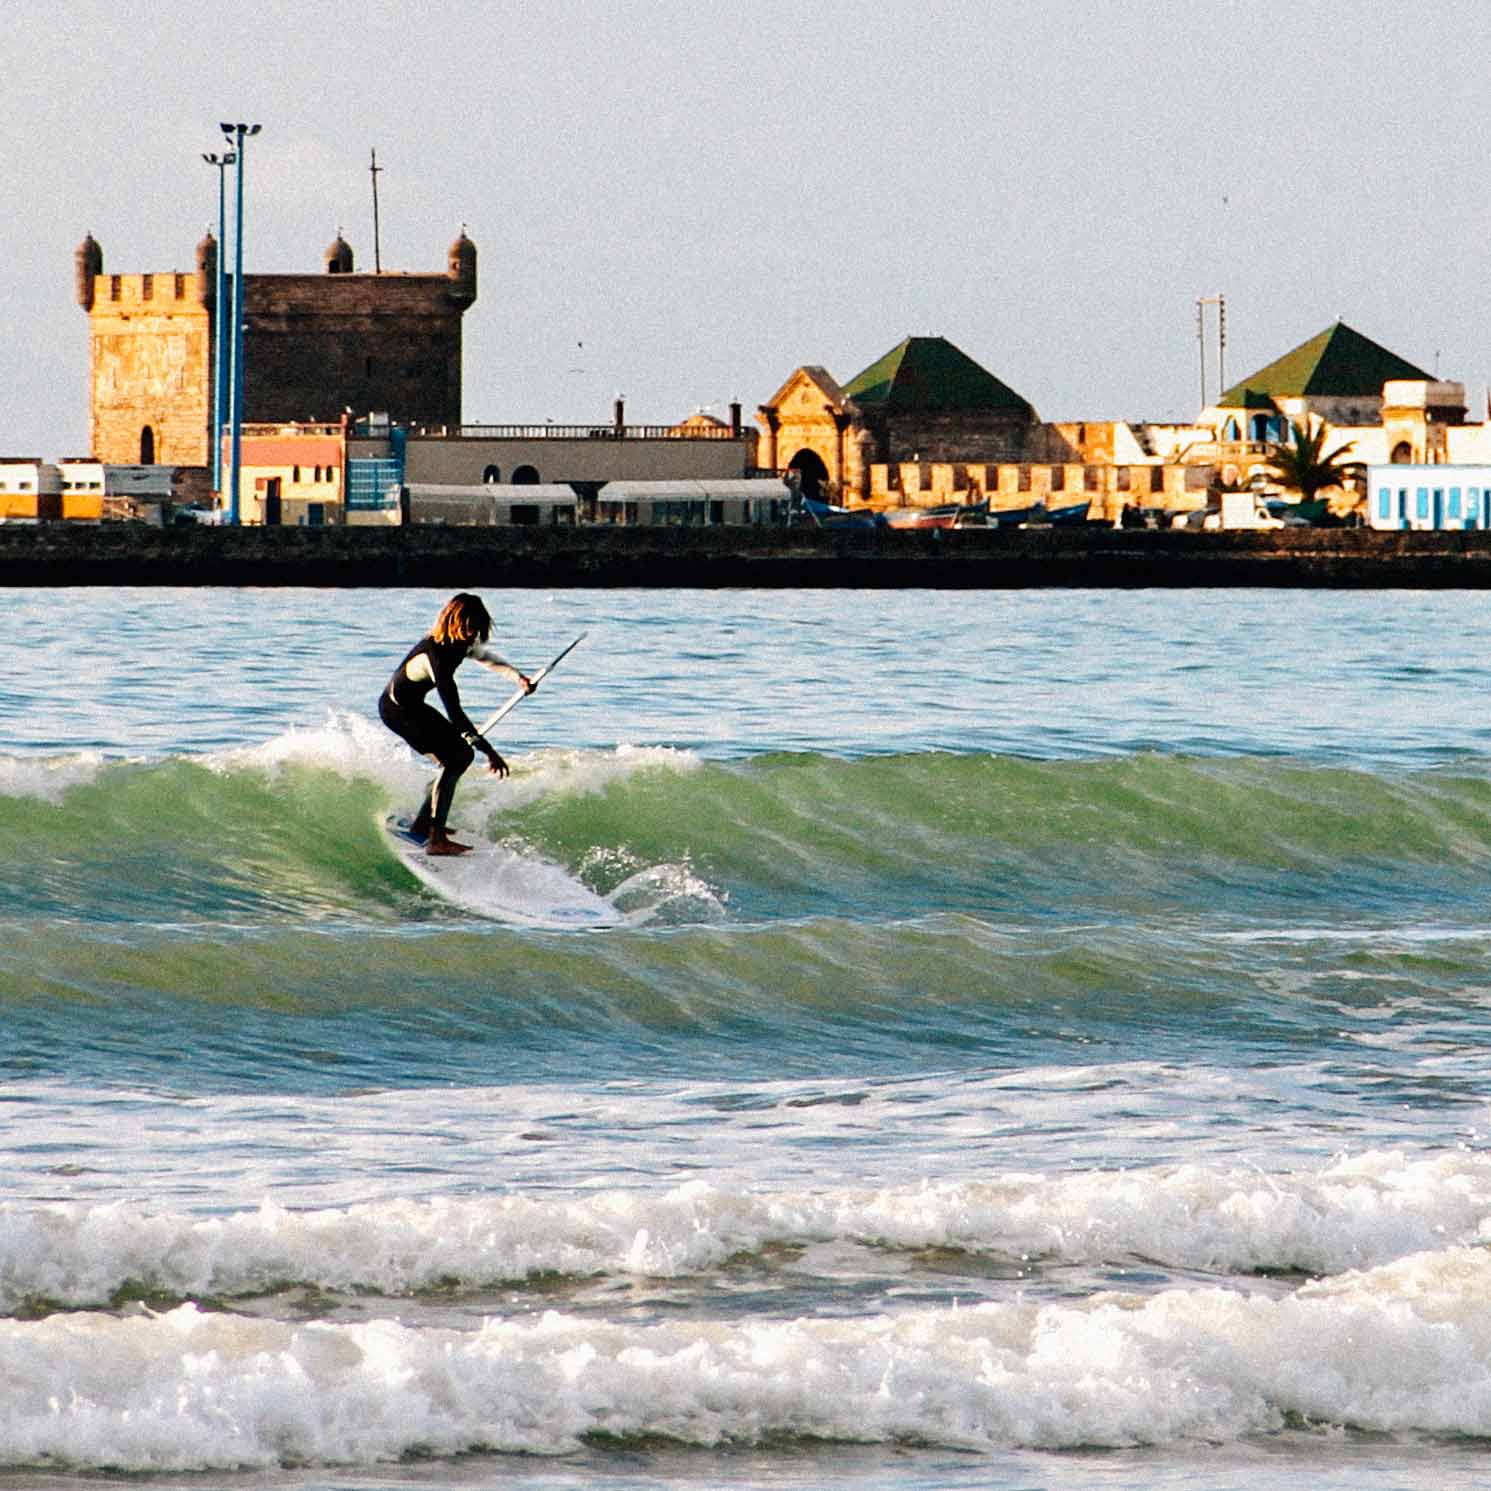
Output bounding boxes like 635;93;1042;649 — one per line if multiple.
842;336;1033;414
1220;321;1430;405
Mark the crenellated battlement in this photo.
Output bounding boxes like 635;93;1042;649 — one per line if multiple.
78;231;476;466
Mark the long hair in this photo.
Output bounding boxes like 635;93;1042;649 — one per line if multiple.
431;593;492;645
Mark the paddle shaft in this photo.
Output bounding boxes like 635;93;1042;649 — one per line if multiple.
476;633;586;738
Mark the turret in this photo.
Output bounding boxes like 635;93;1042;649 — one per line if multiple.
447;228;477;307
75;233;102;311
196;231;218;306
325;233;354;275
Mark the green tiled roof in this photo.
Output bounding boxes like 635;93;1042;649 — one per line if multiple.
843;336;1033;414
1220;321;1429;405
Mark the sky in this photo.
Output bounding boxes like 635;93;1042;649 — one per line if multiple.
5;0;1491;457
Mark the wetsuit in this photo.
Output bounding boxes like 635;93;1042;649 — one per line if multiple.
379;636;517;839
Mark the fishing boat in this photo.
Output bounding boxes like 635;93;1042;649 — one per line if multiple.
795;495;886;529
883;499;989;530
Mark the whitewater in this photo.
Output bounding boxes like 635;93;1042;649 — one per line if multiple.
3;585;1491;1490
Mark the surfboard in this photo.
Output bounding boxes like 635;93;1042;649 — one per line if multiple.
384;815;622;930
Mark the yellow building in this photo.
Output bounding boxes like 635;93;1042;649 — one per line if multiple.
758;337;1038;505
230;425;345;526
758;337;1210;523
0;461;61;520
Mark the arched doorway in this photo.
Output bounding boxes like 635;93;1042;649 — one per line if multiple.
140;425;156;464
483;464;502;484
787;449;829;501
1390;442;1414;464
512;465;540;485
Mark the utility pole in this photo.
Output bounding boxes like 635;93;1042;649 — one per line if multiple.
1196;295;1226;409
370;148;383;272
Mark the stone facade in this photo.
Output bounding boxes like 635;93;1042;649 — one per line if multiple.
757;346;1206;521
77;233;216;469
77;232;476;468
867;459;1208;524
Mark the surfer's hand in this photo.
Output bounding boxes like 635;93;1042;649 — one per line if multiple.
484;745;509;778
520;674;537;695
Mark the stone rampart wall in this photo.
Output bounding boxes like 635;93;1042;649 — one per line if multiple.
5;525;1491;588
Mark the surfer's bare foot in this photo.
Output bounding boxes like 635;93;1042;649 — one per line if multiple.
426;831;471;856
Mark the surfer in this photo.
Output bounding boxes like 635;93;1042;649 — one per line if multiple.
379;593;535;855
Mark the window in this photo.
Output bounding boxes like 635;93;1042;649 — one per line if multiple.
1416;488;1429;519
1450;488;1462;519
292;466;301;482
141;274;153;300
1377;488;1392;519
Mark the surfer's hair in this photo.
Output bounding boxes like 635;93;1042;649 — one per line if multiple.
432;593;492;645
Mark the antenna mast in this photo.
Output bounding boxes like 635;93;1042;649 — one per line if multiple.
1196;294;1226;408
370;148;383;272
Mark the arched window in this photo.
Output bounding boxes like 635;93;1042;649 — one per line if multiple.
511;465;540;485
140;426;156;464
483;464;502;484
1390;442;1414;464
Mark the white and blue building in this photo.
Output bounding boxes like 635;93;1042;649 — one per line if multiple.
1367;464;1491;530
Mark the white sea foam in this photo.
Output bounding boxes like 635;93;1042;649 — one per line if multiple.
214;714;699;814
3;1246;1491;1469
3;1151;1489;1312
0;750;111;804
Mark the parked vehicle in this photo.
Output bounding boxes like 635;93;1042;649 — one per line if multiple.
1205;492;1285;530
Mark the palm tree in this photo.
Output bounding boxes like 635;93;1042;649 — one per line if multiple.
1261;418;1364;500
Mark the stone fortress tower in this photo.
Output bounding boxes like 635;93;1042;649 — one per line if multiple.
76;230;478;466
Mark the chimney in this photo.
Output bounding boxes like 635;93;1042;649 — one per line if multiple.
613;395;625;437
729;400;742;436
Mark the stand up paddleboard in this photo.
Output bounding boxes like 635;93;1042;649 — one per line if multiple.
384;815;621;929
382;633;620;929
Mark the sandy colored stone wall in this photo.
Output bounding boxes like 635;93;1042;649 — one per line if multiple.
87;274;213;466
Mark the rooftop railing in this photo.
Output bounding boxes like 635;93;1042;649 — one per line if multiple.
414;423;746;441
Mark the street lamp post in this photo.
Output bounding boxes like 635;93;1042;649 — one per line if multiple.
221;121;261;525
201;149;234;499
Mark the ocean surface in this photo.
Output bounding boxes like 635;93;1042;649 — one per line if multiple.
3;585;1491;1490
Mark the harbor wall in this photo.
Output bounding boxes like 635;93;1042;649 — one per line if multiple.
6;524;1491;588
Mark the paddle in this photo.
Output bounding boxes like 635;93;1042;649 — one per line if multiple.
476;632;587;738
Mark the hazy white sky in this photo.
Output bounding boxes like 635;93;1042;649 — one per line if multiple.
5;0;1489;455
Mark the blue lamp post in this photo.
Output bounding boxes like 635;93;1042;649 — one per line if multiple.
201;149;234;499
221;121;261;526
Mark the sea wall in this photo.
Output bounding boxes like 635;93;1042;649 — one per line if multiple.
6;523;1491;587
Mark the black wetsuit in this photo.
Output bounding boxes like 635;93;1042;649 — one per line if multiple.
379;635;510;838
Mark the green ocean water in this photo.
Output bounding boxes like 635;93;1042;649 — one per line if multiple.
3;587;1491;1488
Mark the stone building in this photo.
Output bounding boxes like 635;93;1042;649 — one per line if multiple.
76;230;477;467
756;335;1210;522
1178;321;1468;493
757;336;1039;502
